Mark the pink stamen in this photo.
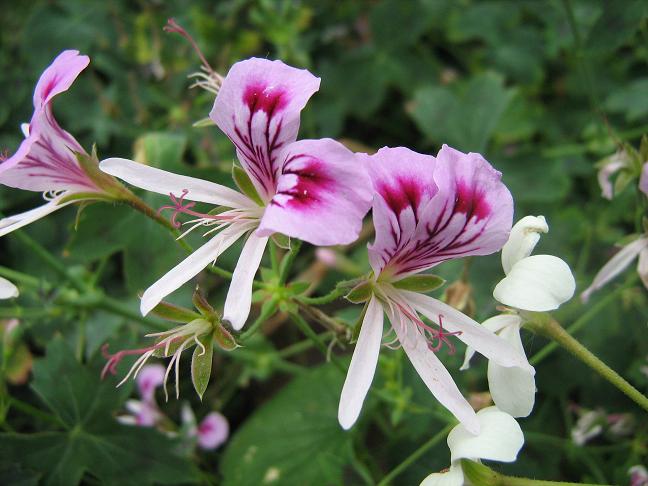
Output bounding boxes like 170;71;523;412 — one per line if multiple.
164;18;214;74
101;341;169;379
393;301;462;354
157;189;234;228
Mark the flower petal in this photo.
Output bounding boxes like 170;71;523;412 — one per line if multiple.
136;364;166;403
420;464;464;486
448;406;524;463
197;412;230;450
257;138;372;245
33;50;90;109
100;158;253;208
487;323;535;418
581;237;648;303
460;314;521;371
338;296;384;430
495;255;576;311
640;162;648;197
501;215;548;274
0;197;73;237
386;304;479;434
367;145;513;278
223;233;269;330
402;291;533;372
210;58;320;201
140;223;249;315
638;247;648;290
0;277;19;299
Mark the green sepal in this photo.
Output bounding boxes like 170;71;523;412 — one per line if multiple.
260;267;276;284
73;202;92;230
192;287;216;317
214;324;238;351
193;117;216;128
345;281;373;304
191;333;214;400
57;191;116;205
392;274;445;293
460;460;499;486
271;233;291;250
613;169;635;196
232;165;264;206
351;301;370;343
287;281;310;295
150;300;202;323
75;146;127;198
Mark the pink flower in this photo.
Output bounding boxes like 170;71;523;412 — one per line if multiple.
196;412;229;450
101;58;372;329
136;363;166;403
0;51;108;236
117;364;166;427
338;146;533;433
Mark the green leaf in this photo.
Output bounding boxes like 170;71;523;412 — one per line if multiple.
191;333;214;400
392;274;445;293
221;365;353;486
0;338;198;485
345;281;373;304
232;165;264;205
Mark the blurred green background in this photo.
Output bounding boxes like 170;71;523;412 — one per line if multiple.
1;1;647;484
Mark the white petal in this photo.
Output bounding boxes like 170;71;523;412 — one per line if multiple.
448;406;524;463
581;237;648;303
140;224;248;315
100;157;254;209
494;255;575;311
222;233;269;330
20;123;30;138
0;277;19;299
488;323;535;417
386;304;479;434
637;247;648;291
501;215;548;274
420;464;464;486
0;197;72;237
338;296;384;430
460;314;521;371
402;291;533;372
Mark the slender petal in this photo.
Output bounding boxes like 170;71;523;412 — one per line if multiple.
487;323;536;417
367;145;513;278
402;290;533;372
136;364;166;403
0;197;74;237
495;255;576;311
223;233;269;330
460;314;521;371
338;296;384;430
100;158;254;209
258;138;372;245
419;464;464;486
448;406;524;463
197;412;230;450
501;215;548;274
33;50;90;109
640;162;648;198
0;277;19;299
140;223;250;315
582;237;648;302
598;153;628;200
210;58;320;201
386;304;479;434
638;247;648;290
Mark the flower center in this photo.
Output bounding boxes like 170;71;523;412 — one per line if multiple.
394;301;462;354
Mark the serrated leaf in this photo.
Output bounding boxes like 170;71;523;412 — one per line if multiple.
191;334;214;400
232;166;264;205
392;274;445;293
150;300;201;323
345;281;373;304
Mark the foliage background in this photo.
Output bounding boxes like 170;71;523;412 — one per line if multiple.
1;0;647;484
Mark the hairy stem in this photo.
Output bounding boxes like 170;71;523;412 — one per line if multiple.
289;311;346;373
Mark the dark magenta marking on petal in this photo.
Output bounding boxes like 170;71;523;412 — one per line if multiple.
243;82;288;116
377;177;424;216
273;154;334;210
454;180;490;221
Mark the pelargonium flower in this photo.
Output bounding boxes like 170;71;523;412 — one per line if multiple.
0;50;122;237
181;405;229;450
101;58;371;330
462;216;575;417
337;145;532;432
0;277;19;299
420;407;524;486
117;364;166;427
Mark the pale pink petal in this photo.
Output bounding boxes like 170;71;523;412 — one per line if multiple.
0;197;74;237
140;223;250;315
33;50;90;109
640;162;648;197
386;304;479;434
0;277;19;299
136;364;166;403
99;158;254;209
338;296;384;430
223;233;269;330
210;58;320;201
257;138;372;245
402;291;533;372
638;247;648;290
197;412;229;450
367;145;513;279
501;215;548;274
581;237;648;302
598;154;628;200
460;314;521;371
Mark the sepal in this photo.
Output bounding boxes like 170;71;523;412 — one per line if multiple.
191;333;214;400
345;281;373;304
392;274;445;293
232;165;264;206
150;300;202;323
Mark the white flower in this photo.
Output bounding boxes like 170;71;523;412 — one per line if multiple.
420;407;524;486
0;277;19;299
462;216;575;417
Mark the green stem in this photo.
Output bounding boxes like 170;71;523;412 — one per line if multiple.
0;307;65;319
239;299;279;342
0;266;42;288
289;311;346;373
297;278;364;305
277;331;334;358
377;424;452;486
278;239;302;285
527;316;648;413
96;296;168;330
530;276;637;365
